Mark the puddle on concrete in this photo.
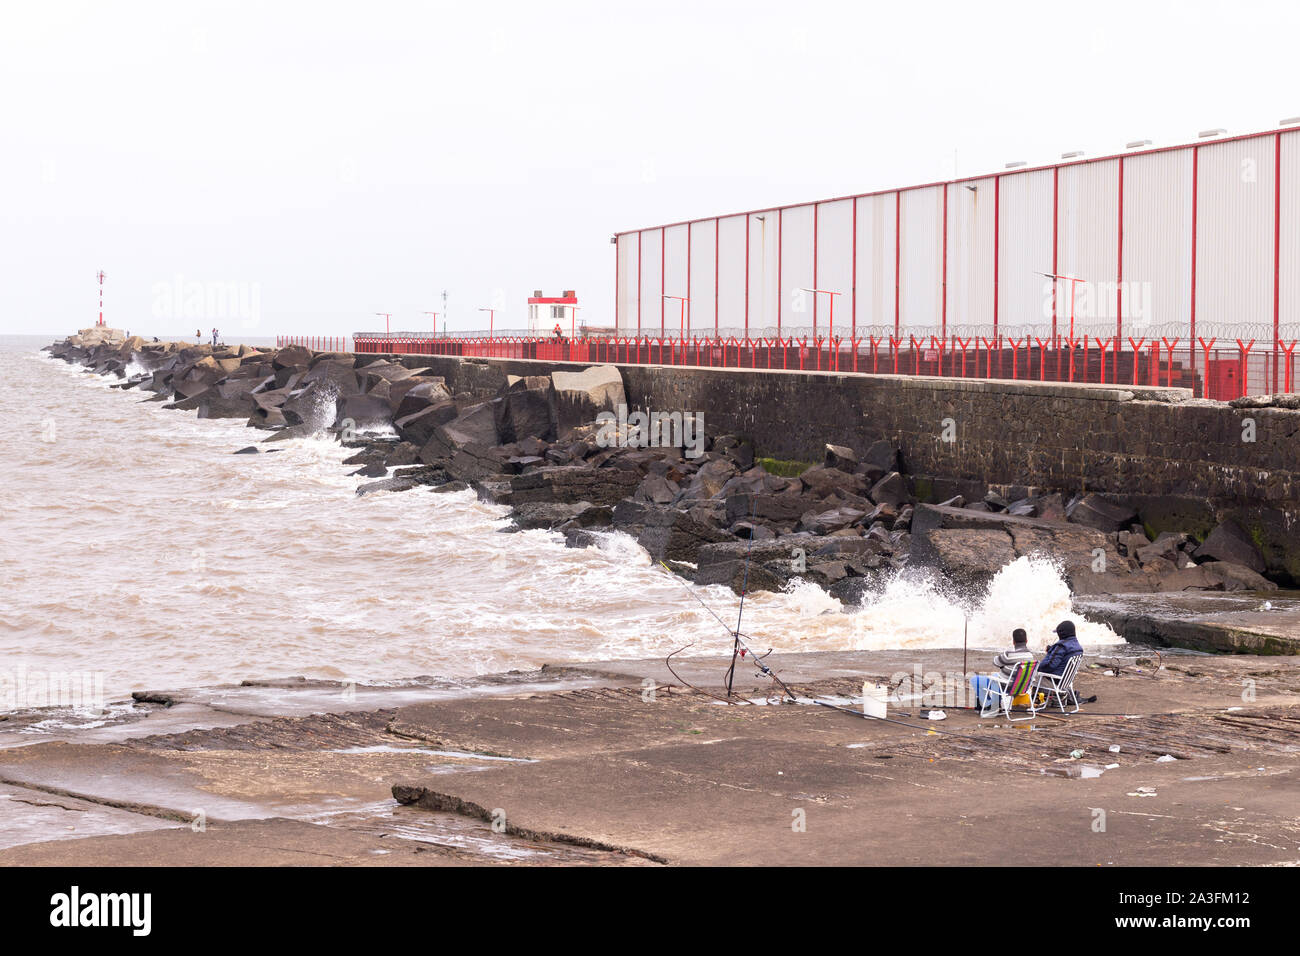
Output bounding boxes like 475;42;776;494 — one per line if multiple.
1042;763;1107;779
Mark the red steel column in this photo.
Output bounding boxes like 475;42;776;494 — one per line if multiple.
1052;167;1059;344
894;192;901;337
851;197;858;341
993;176;1000;341
941;185;948;341
777;208;784;334
745;213;751;337
660;228;666;337
1190;147;1199;380
1117;156;1125;383
615;235;620;331
687;223;693;338
1275;132;1283;393
714;218;720;336
637;231;643;336
813;203;820;330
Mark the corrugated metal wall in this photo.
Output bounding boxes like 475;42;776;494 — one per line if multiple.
997;169;1054;335
900;186;945;335
614;129;1296;363
1196;138;1276;337
1123;149;1194;337
1282;132;1300;341
854;193;897;334
946;177;995;333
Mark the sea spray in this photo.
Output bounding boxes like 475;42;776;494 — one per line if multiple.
841;555;1121;650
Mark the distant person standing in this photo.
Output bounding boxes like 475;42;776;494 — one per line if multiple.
211;327;219;346
195;328;201;343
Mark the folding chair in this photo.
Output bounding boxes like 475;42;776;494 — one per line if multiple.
1034;654;1083;714
977;660;1040;721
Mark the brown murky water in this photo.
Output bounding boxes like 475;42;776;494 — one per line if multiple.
0;339;1121;714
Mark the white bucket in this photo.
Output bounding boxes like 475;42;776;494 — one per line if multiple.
862;681;889;720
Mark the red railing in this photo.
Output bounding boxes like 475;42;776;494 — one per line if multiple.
277;335;351;352
295;331;1299;401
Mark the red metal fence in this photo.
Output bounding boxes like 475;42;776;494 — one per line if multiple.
339;329;1296;401
277;335;350;353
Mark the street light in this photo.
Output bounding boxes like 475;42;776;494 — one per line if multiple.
375;312;391;337
796;288;843;341
478;307;495;339
423;311;439;337
662;295;689;339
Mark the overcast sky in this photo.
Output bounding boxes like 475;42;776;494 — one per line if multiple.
3;0;1298;339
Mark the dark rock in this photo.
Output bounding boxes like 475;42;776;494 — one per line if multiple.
868;471;909;508
272;345;312;370
862;440;898;473
551;365;625;436
511;466;643;507
339;393;393;428
1194;520;1267;573
394;380;454;420
1066;493;1138;533
824;443;859;471
398;401;459;447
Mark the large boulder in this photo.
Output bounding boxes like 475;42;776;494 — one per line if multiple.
510;465;642;506
272;345;312;370
824;444;859;471
868;471;909;508
393;380;453;419
281;382;344;430
396;401;459;447
551;365;625;436
910;504;1141;594
1193;520;1267;574
339;394;394;428
496;377;557;443
683;457;737;499
197;389;257;419
1066;493;1139;533
300;360;360;396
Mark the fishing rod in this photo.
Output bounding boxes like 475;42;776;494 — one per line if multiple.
724;497;759;698
656;555;797;703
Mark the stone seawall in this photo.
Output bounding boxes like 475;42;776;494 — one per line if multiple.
387;354;1300;581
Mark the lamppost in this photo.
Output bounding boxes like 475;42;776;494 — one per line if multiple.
478;307;495;339
375;312;392;338
796;288;842;341
423;311;439;337
662;295;690;339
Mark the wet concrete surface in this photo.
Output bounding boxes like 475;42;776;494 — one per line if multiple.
0;651;1296;866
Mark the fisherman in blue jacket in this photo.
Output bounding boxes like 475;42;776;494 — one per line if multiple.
1039;620;1083;676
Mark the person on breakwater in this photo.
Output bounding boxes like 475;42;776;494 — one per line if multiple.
1038;620;1083;677
970;629;1036;710
195;328;201;343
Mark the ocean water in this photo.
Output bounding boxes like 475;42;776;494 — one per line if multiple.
0;337;1120;707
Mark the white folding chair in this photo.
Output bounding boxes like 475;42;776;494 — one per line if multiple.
1034;654;1083;714
977;661;1040;722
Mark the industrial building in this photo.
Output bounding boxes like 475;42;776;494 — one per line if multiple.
613;124;1300;397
